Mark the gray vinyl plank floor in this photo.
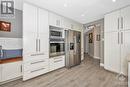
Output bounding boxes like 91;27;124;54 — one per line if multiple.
0;55;128;87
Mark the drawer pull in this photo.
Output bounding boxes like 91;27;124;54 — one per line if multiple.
54;60;62;63
31;60;45;64
30;53;44;56
31;68;45;73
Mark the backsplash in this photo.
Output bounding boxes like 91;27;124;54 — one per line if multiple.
0;37;22;59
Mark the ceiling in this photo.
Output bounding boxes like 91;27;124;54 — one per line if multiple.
22;0;130;24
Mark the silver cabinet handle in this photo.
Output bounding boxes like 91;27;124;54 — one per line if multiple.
118;32;120;44
31;60;45;65
30;53;44;56
121;32;123;44
118;18;119;30
21;65;22;72
36;39;38;52
54;60;62;63
31;68;45;73
39;39;40;52
121;17;123;29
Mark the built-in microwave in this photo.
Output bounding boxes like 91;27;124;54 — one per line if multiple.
50;26;64;39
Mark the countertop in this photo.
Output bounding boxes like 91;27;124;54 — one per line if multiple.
0;57;22;64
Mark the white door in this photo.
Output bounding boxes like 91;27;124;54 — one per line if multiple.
23;33;37;55
121;30;130;75
104;32;120;73
38;8;49;34
104;10;120;32
23;3;37;33
121;6;130;30
38;34;49;58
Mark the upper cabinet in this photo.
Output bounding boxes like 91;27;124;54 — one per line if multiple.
23;3;37;33
105;6;130;33
49;12;64;28
104;10;120;33
121;6;130;30
38;8;49;34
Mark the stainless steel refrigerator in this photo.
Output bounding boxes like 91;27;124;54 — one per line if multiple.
65;30;81;68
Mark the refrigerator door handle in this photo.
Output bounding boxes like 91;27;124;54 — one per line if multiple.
74;36;77;54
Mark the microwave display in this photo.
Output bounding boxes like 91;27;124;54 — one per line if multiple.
50;30;62;37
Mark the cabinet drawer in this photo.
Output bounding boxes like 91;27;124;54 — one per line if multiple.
23;54;49;62
49;56;65;71
23;65;48;80
54;57;65;69
24;59;49;72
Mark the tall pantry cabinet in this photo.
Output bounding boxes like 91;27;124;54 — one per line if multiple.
23;3;49;80
104;6;130;75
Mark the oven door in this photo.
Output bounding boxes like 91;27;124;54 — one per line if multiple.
50;42;65;57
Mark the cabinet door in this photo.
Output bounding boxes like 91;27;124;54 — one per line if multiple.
2;61;22;82
121;6;130;30
38;34;49;58
63;18;71;29
23;3;37;33
104;10;120;32
121;30;130;75
0;65;2;82
23;33;37;55
49;12;63;28
104;32;120;73
38;8;49;34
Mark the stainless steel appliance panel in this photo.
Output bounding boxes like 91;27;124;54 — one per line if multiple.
65;30;81;68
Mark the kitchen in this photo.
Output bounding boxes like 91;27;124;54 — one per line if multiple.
0;0;130;87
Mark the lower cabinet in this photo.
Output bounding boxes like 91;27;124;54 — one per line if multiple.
49;56;65;72
23;57;49;81
0;65;2;82
1;61;22;82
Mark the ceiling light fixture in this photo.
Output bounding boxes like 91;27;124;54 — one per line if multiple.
112;0;116;2
64;3;68;7
81;14;85;17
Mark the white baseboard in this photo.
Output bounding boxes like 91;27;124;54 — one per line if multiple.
100;63;104;67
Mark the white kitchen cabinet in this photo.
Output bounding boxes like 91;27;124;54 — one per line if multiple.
37;34;49;57
1;61;22;82
0;65;2;82
129;62;130;87
38;8;49;34
49;56;65;71
49;12;63;28
23;3;49;80
121;6;130;30
121;30;130;75
104;32;120;73
104;10;120;33
23;33;37;55
49;58;55;71
63;18;71;30
23;3;37;33
104;6;130;75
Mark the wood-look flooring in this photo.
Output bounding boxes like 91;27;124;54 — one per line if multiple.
1;55;128;87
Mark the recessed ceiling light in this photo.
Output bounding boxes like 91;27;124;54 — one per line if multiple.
64;4;68;7
81;14;85;17
112;0;116;2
